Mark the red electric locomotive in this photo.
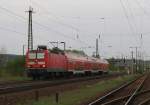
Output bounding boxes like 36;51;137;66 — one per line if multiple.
26;45;109;79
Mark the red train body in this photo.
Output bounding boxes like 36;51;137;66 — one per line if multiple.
26;46;109;79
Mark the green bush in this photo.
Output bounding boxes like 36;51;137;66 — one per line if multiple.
5;56;25;76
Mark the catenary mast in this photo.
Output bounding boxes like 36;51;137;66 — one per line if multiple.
27;6;34;51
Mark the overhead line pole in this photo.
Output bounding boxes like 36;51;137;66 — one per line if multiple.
27;6;34;51
135;47;138;72
96;38;99;58
131;51;134;74
130;46;140;73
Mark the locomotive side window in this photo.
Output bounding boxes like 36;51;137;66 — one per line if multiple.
37;53;45;59
29;53;36;59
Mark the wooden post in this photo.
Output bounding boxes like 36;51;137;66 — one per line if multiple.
55;92;59;103
4;96;7;105
35;90;39;101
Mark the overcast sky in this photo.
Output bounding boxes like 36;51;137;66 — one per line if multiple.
0;0;150;59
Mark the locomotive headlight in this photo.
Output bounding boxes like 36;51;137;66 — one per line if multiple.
42;65;46;67
28;65;31;68
28;62;35;65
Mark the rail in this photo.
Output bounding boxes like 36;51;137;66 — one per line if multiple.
88;74;148;105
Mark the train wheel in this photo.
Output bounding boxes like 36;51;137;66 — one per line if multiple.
32;76;36;80
51;72;56;79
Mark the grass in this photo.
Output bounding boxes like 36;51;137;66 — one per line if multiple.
17;75;138;105
0;75;30;81
0;69;31;81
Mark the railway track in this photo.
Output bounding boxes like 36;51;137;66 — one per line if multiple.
0;73;123;95
88;73;150;105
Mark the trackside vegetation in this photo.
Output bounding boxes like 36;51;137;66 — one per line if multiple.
0;56;30;81
17;75;138;105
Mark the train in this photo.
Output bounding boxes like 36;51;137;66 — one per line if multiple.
25;45;109;80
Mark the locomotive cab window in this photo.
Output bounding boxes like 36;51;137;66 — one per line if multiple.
28;52;44;59
37;52;45;59
29;53;36;59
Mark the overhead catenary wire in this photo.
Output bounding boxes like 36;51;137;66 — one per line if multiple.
31;0;149;37
0;24;51;42
0;25;26;36
32;0;112;43
134;0;150;17
125;0;142;47
30;0;102;39
31;19;90;45
119;0;136;35
0;5;90;46
30;0;79;31
133;1;150;35
30;0;97;44
0;6;27;22
126;0;138;33
123;0;150;63
133;0;150;36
